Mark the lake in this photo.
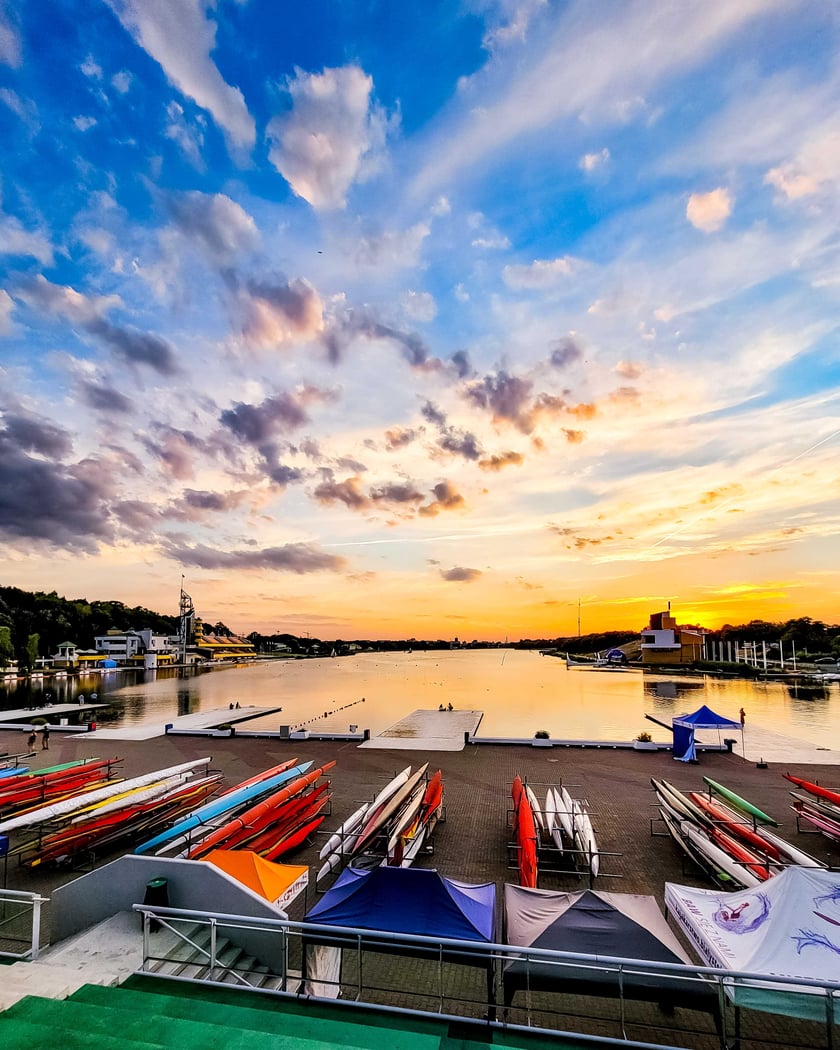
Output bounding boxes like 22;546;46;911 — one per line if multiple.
2;650;837;746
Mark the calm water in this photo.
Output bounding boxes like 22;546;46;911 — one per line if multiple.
2;650;837;745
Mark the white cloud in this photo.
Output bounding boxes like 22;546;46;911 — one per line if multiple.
354;221;430;270
165;101;206;169
16;275;121;324
400;290;437;323
468;211;510;250
579;147;610;172
111;70;132;94
267;65;393;210
0;5;21;68
0;288;13;334
431;196;451;216
454;283;470;302
81;55;102;79
73;115;97;132
108;0;255;153
765;129;840;200
482;0;548;50
0;212;54;265
503;256;583;289
412;0;785;197
686;187;733;232
0;87;37;129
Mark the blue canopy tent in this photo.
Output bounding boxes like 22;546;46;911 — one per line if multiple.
673;704;741;762
302;865;496;1002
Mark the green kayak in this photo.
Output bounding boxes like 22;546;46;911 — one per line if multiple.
703;776;777;826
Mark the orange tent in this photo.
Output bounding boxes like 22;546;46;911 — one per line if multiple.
203;849;308;908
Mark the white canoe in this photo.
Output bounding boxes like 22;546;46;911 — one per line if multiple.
556;785;576;841
525;784;545;832
546;788;563;852
319;802;370;860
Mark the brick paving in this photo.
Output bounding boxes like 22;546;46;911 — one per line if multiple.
2;728;838;1047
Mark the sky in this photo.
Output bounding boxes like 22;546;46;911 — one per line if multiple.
0;0;838;641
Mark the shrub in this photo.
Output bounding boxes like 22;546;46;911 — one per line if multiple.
635;730;652;742
534;729;550;739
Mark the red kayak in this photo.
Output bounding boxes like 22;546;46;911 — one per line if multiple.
213;781;331;854
688;792;783;862
215;758;298;798
25;776;223;867
187;762;335;858
784;772;840;810
247;790;331;855
262;812;326;861
515;789;538;888
708;824;772;881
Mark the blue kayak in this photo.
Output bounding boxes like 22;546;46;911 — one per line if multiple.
133;760;314;854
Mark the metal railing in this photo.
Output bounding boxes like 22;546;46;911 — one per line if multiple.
0;888;47;960
135;903;840;1050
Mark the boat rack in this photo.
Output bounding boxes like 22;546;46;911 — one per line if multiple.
507;777;621;888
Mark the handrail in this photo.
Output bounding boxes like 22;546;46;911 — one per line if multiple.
134;903;840;1049
132;903;840;993
0;889;48;960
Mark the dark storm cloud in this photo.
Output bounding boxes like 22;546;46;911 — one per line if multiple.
267;462;304;487
450;350;474;379
164;190;258;261
369;482;424;505
220;392;309;444
384;426;418;450
419;480;465;517
143;425;209;480
113;500;161;532
440;566;482;582
0;436;113;549
438;428;482;460
463;370;536;433
549;337;583;369
182;489;245;512
2;412;72;457
88;318;179;375
321;307;441;370
312;474;369;510
478;450;523;471
420;400;447;427
164;541;347;573
78;380;134;415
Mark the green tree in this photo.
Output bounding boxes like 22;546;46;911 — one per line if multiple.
24;632;40;670
0;625;13;667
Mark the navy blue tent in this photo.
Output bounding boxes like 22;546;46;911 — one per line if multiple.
673;705;740;762
305;865;495;939
503;884;718;1019
302;866;496;1001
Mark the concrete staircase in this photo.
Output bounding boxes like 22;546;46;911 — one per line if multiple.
144;920;290;991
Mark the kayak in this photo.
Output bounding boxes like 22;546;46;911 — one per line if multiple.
133;761;313;855
0;758;210;834
525;784;545;833
244;786;331;855
784;772;840;810
688;792;784;862
319;802;369;860
262;812;326;861
352;764;426;855
546;788;563;852
186;762;335;858
516;791;538;888
575;803;599;877
702;777;777;826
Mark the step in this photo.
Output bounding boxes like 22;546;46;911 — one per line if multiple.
4;994;389;1050
0;1013;165;1050
69;983;444;1050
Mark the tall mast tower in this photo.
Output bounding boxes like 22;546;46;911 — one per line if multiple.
178;576;195;666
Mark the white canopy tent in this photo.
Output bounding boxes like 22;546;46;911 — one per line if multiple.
665;866;840;1022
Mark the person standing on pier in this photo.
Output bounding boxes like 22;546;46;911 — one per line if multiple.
41;723;50;750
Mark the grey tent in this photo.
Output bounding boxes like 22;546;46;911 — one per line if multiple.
503;883;717;1016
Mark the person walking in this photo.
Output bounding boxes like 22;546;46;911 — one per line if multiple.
41;723;50;750
27;729;37;750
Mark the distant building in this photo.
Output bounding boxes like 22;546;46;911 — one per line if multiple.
640;608;705;665
188;619;256;662
93;629;179;668
51;641;105;669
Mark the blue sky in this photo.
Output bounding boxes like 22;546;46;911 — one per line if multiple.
1;0;838;639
